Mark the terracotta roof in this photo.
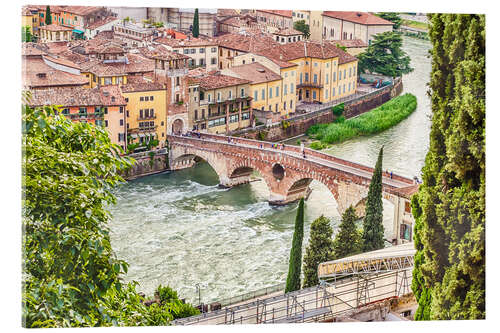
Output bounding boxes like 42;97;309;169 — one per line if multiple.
23;57;88;89
274;28;303;36
125;54;155;73
256;10;293;18
86;16;119;30
387;184;420;199
43;55;80;69
214;32;280;53
322;11;394;25
256;40;357;63
224;62;281;84
120;76;164;93
329;39;368;48
217;8;239;18
22;42;47;57
60;6;103;16
96;44;125;54
43;42;72;55
29;85;126;107
139;45;190;61
40;24;73;32
154;37;218;48
198;73;250;90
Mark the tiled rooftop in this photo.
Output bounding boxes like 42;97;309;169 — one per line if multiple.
29;85;126;107
86;16;119;30
256;9;293;18
23;57;88;89
40;24;73;32
198;72;251;90
225;62;282;84
322;11;394;25
120;76;165;93
154;37;218;48
214;32;280;53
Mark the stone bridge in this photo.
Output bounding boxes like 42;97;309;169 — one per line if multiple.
167;133;416;216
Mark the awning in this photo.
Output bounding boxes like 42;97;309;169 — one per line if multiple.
72;29;84;34
138;133;145;138
130;134;138;138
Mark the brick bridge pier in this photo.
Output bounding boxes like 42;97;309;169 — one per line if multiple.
167;133;416;219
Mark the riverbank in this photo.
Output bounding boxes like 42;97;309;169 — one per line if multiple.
306;93;417;149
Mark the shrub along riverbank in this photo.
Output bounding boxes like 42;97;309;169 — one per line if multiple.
306;93;417;148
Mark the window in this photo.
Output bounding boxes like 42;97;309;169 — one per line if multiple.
348;82;351;92
228;90;232;99
103;107;108;114
338;71;341;81
344;69;346;79
305;73;309;82
284;101;287;110
314;62;318;67
332;87;335;97
333;72;336;82
290;100;293;109
140;109;143;118
211;47;216;52
254;90;258;101
211;57;217;65
276;86;279;97
275;104;278;112
313;74;317;83
79;107;87;115
62;108;69;115
140;96;144;101
349;68;352;77
150;96;154;101
300;73;303;84
242;112;250;120
208;117;226;128
343;84;345;93
229;114;239;123
199;48;205;53
285;72;288;78
183;49;189;54
326;74;329;84
105;120;108;127
120;119;124;126
199;58;204;66
291;83;294;94
261;89;265;100
269;87;273;98
338;86;341;95
325;89;329;98
312;91;316;99
217;92;221;102
240;88;245;97
194;109;198;120
208;94;211;102
104;77;112;85
176;77;180;86
284;84;287;95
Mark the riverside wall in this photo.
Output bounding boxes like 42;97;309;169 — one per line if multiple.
122;149;169;180
235;78;403;142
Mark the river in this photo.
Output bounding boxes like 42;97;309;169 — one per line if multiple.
108;36;432;304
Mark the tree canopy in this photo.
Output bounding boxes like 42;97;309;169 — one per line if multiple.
22;26;32;42
293;20;310;39
411;14;485;320
302;215;335;288
362;147;385;252
45;6;52;25
357;31;413;77
192;8;199;38
333;206;362;259
376;12;402;29
22;95;198;327
285;198;305;293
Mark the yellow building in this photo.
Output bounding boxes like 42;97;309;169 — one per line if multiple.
188;72;252;134
247;40;358;105
22;6;40;38
39;24;73;43
222;62;297;118
121;79;168;148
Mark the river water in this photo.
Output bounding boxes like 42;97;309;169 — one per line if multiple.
108;36;432;304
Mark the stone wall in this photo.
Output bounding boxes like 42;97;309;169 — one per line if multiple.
123;149;169;180
236;78;403;142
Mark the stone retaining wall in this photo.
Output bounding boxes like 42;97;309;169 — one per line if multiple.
123;149;169;180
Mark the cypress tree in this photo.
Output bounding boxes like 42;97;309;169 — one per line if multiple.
45;6;52;26
411;14;485;320
362;146;385;252
333;206;362;259
192;8;199;38
302;215;334;288
285;198;305;293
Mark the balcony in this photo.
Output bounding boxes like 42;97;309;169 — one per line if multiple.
137;115;157;121
297;82;324;89
128;125;158;133
68;112;104;119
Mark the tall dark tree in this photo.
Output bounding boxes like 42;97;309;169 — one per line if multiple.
377;12;402;29
45;5;52;25
293;20;310;39
411;14;485;320
333;206;362;259
285;198;305;293
22;26;32;42
357;31;413;77
192;8;199;38
362;147;385;252
302;215;334;288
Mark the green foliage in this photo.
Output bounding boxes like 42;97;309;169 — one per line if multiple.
45;6;52;25
256;130;267;141
376;12;402;29
332;103;344;117
293;20;310;39
309;141;328;150
357;31;413;77
21;96;198;327
281;120;291;130
401;19;429;31
156;285;178;304
285;198;305;293
411;14;485;320
192;8;199;38
307;94;417;145
127;142;139;154
302;215;335;288
22;26;32;42
334;116;345;124
333;206;362;259
335;43;347;52
362;147;385;252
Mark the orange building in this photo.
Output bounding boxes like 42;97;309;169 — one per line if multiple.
29;85;128;152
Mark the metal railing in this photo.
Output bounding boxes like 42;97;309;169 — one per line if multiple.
173;268;413;325
213;282;286;308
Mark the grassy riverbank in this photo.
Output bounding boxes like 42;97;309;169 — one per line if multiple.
402;19;429;31
306;93;417;149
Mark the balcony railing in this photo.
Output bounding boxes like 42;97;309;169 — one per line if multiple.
129;125;158;133
137;115;157;121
